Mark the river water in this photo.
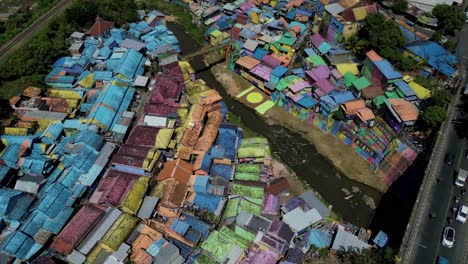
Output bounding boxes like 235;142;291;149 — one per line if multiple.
168;22;384;228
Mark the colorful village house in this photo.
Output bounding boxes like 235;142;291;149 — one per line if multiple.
383;98;419;132
314;0;379;44
362;50;403;90
403;40;458;81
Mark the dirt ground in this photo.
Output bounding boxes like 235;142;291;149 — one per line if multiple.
211;63;388;193
271;158;306;196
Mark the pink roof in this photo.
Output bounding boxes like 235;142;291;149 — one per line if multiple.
290;81;312;93
89;170;139;206
288;93;304;102
262;194;280;215
251;64;273;81
315;79;335;94
238;248;279;264
262;55;282;68
314;88;326;97
126;125;161;147
331;69;343;79
240;0;254;11
310;33;325;49
306;65;331;81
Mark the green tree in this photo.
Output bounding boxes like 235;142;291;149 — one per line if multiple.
392;0;408;14
432;4;465;35
342;34;367;57
421;105;447;128
337;248;395;264
431;30;443;42
430;89;451;107
332;108;345;121
360;13;405;56
444;39;456;53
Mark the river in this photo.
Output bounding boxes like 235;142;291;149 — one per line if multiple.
168;22;384;229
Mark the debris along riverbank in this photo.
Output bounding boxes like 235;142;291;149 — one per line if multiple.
211;63;388;193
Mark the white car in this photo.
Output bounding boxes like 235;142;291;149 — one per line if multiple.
456;205;468;223
455;169;468;187
442;227;455;248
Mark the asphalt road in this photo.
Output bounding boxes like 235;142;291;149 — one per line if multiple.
409;6;468;263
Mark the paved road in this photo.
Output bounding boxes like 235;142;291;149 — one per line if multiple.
0;0;73;62
403;2;468;262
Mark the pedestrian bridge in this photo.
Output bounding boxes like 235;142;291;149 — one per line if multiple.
180;41;232;60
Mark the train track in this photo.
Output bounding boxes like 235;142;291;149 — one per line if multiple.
0;0;73;59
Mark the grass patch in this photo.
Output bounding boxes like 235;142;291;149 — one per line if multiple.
143;0;205;44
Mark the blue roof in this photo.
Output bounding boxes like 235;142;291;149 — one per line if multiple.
252;48;268;60
374;59;403;80
331;91;355;104
304;48;317;56
180;213;210;239
93;70;113;81
286;9;296;20
297;96;317;108
395;80;416;97
171;218;190;236
296;8;313;17
373;231;388;248
240;28;256;39
117;49;146;80
193;193;223;213
146;237;168;257
194;176;209;194
318;42;332;54
209;146;225;159
406;41;457;77
210;164;234;181
272;65;288;77
308;229;332;249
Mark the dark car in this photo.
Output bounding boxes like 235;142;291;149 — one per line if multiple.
445;153;455;166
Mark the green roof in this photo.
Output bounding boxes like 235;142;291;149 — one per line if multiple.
231;184;264;199
343;72;358;88
306;55;327;67
234;225;256;242
373;96;388;108
236;164;261;173
234;172;260;181
352;76;372;91
223;197;262;219
201;231;234;262
385;91;401;99
278;32;296;46
195;253;217;264
219;226;250;249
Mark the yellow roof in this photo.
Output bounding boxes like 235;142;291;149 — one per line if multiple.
156;128;175;149
403;75;414;82
336;63;359;75
78;73;94;88
48;89;82;100
210;30;222;37
408;81;431;99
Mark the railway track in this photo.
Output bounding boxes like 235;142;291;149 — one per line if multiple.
0;0;72;59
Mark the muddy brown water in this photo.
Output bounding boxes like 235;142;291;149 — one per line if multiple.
168;22;383;228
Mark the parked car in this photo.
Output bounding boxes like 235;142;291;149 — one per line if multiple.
445;153;455;166
456;205;468;223
442;227;455;248
455;169;468;187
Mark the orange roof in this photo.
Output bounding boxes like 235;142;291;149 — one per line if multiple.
9;96;21;106
236;56;260;70
388;98;419;122
157;205;180;218
395;19;429;40
130;249;152;264
341;100;366;115
355;107;376;122
366;50;383;62
156;159;193;184
194;110;222;152
286;0;305;8
270;53;292;66
23;86;41;97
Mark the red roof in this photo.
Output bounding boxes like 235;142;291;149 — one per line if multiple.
267;177;290;195
126;125;161;147
89;170;140;206
50;204;106;255
88;16;114;36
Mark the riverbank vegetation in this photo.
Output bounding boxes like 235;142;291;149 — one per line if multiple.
0;0;60;47
139;0;205;44
0;0;137;101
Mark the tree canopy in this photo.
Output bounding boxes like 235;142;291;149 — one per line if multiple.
337;248;395;264
430;89;451;107
392;0;409;14
432;4;465;35
421;105;447;128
